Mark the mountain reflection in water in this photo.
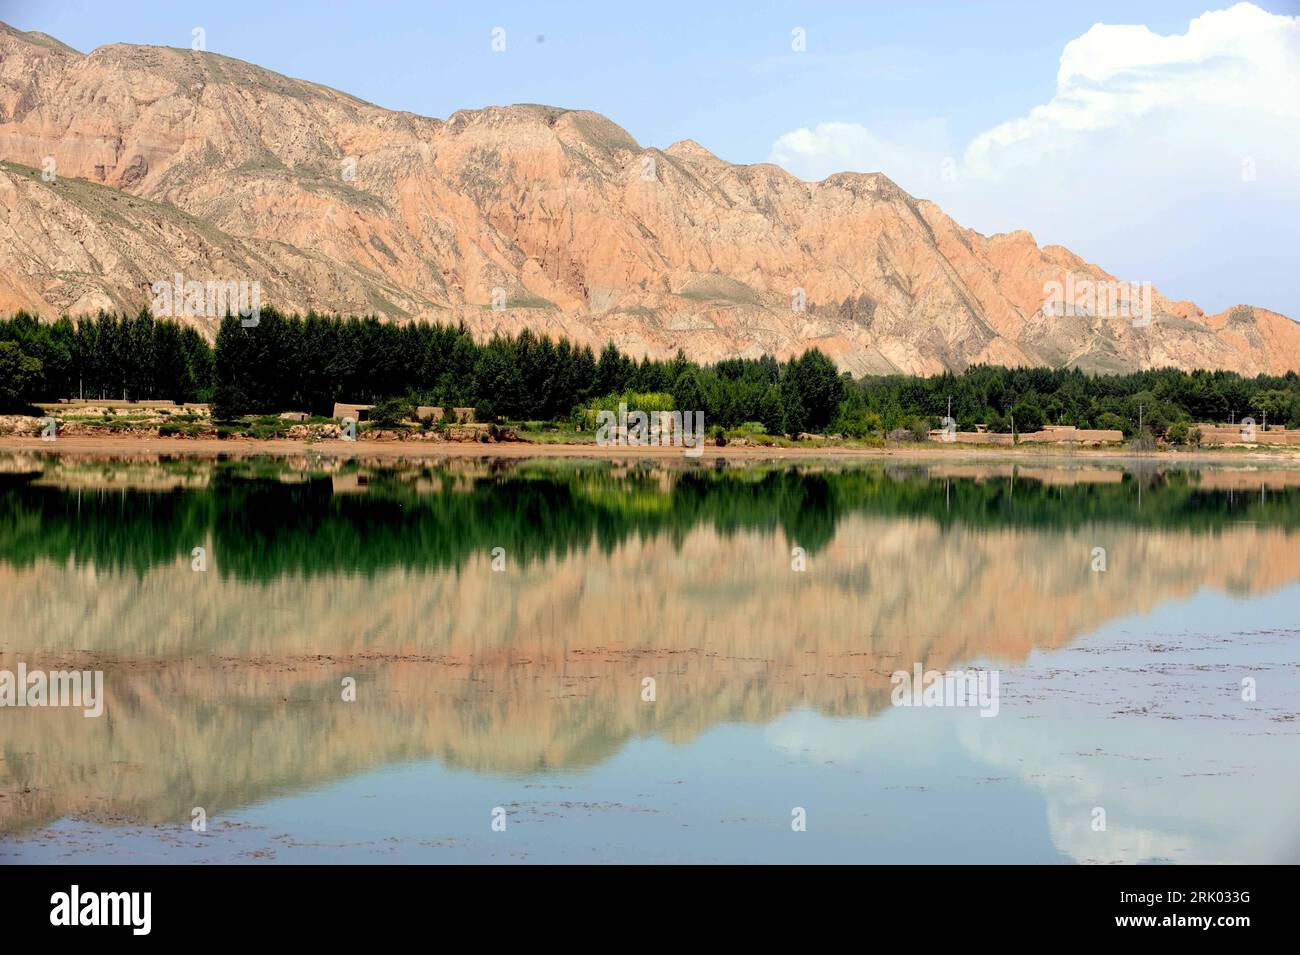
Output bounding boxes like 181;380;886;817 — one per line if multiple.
1;453;1297;863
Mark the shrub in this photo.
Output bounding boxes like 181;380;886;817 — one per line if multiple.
369;396;415;428
834;406;883;439
584;391;675;421
902;415;931;441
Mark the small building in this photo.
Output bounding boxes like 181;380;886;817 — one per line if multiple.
1019;426;1124;444
925;425;1124;445
414;406;476;424
332;402;373;421
332;402;476;424
1194;424;1300;446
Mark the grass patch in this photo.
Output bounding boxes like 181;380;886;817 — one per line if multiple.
678;275;762;306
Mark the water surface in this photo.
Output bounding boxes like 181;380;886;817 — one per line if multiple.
1;453;1297;863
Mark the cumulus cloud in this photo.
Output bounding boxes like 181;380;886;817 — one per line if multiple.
769;3;1300;317
966;2;1300;174
770;120;948;184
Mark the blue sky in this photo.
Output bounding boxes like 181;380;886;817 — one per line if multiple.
5;1;1299;318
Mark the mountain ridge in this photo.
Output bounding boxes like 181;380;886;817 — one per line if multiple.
1;21;1297;375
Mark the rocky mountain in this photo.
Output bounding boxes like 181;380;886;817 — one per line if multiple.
1;21;1297;375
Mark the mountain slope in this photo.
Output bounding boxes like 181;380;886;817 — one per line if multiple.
1;21;1297;374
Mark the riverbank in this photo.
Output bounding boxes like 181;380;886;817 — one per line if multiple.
4;433;1300;465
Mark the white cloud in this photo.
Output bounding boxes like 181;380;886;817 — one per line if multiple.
769;120;949;185
966;2;1300;175
768;3;1300;317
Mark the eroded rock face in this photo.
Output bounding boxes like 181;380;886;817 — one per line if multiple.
1;22;1297;374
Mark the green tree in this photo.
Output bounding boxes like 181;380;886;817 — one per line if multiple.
784;350;843;432
595;342;630;397
211;314;251;420
1253;389;1297;428
758;385;784;435
0;341;42;409
1011;394;1046;433
672;370;707;415
1096;411;1130;436
473;338;524;420
781;386;808;437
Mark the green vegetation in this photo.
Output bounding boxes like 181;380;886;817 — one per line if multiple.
852;364;1300;439
4;311;1300;443
205;311;846;433
367;396;416;428
0;311;211;409
4;460;1300;579
0;340;43;409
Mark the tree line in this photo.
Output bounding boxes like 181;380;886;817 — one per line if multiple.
207;310;848;431
854;364;1300;437
0;311;210;407
3;310;1300;437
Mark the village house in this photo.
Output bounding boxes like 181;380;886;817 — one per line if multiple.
331;403;476;424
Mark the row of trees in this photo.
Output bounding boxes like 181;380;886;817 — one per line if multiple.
849;365;1300;437
207;310;847;431
4;311;1300;439
0;311;211;406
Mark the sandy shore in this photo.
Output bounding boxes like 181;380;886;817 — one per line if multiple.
3;433;1300;466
